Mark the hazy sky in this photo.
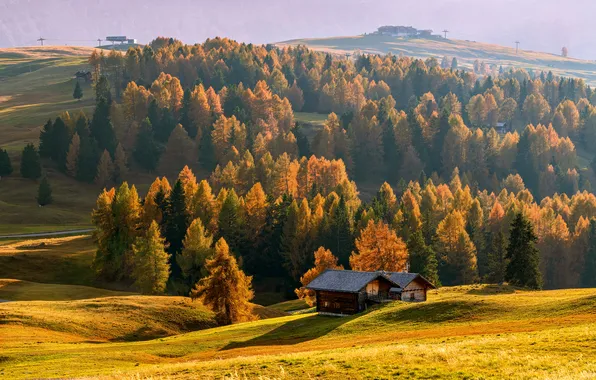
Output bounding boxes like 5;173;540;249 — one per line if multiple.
2;0;595;59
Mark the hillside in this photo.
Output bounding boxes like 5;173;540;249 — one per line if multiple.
278;34;596;85
2;285;595;378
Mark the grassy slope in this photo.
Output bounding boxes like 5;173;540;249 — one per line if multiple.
0;235;97;286
278;34;596;85
0;46;101;232
2;285;596;379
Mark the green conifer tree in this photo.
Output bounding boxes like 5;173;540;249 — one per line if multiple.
37;176;53;206
0;148;13;177
505;213;542;289
163;180;190;276
73;81;83;101
20;143;41;179
487;230;508;284
580;220;596;288
407;230;440;286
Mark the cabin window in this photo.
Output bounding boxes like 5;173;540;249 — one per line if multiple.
324;301;329;307
334;302;340;309
410;292;415;301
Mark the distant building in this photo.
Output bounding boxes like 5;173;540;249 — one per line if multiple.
375;26;435;38
106;36;136;45
495;122;511;134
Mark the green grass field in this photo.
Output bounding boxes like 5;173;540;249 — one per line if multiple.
1;284;595;379
279;34;596;85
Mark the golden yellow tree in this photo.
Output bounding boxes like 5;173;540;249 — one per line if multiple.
295;247;344;306
435;210;478;284
350;219;408;272
190;238;255;325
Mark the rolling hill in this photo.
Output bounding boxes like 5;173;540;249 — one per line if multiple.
1;284;595;379
278;34;596;85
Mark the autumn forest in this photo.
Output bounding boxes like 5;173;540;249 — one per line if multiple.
13;36;596;306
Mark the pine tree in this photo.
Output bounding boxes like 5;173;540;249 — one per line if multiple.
580;219;596;288
134;118;161;171
0;148;13;177
37;176;53;206
73;81;83;101
505;213;543;289
20;143;41;179
177;218;214;287
217;189;244;256
324;195;353;267
90;97;117;154
132;221;170;294
407;230;440;286
65;133;80;177
94;149;114;186
76;134;100;183
163;179;190;276
190;238;255;325
487;230;508;284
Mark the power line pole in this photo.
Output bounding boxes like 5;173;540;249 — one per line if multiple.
97;38;102;47
443;30;449;39
515;41;520;54
37;37;46;46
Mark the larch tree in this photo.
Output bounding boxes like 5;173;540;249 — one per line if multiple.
295;247;344;306
505;213;543;289
95;149;114;186
190;238;255;325
435;210;478;285
65;133;81;177
349;219;408;272
113;143;128;183
132;220;171;294
177;218;214;287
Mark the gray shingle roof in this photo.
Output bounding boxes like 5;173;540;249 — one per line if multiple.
305;270;436;293
305;269;400;293
387;272;436;289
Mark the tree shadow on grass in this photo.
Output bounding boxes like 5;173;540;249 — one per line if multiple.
221;314;351;350
466;284;516;295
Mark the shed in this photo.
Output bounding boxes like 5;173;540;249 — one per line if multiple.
387;272;436;302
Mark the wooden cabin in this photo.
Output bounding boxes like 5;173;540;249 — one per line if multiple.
306;270;401;315
306;270;436;315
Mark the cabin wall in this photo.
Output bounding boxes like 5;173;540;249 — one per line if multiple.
401;278;428;302
365;279;394;295
316;290;361;314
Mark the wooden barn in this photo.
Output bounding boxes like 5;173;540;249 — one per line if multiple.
306;270;436;315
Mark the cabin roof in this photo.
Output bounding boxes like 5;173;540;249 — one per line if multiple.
387;272;436;289
305;269;401;293
306;270;436;293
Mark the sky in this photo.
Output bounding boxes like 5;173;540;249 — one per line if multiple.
1;0;595;59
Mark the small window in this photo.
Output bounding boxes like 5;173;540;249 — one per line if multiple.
324;301;329;307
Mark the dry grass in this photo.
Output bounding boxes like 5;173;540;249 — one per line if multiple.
1;285;596;379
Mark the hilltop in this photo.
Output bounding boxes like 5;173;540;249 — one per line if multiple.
278;33;596;85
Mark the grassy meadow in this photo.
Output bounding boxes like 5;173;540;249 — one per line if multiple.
0;284;595;379
278;34;596;86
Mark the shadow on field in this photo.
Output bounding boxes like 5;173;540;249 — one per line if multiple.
466;284;516;295
221;314;350;350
